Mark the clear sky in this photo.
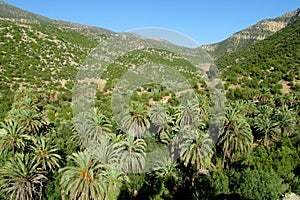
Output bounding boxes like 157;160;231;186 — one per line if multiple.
2;0;300;46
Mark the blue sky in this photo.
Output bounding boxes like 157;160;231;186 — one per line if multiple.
3;0;300;46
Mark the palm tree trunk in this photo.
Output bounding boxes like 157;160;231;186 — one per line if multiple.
13;146;16;160
61;189;65;200
39;184;42;200
222;153;226;168
280;127;284;137
192;176;195;187
264;132;268;147
222;142;229;168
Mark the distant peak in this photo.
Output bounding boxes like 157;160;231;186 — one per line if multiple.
201;7;300;58
151;38;164;41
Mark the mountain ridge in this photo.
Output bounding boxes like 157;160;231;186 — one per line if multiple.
201;8;300;58
0;2;208;119
0;1;114;38
216;17;300;98
2;1;299;56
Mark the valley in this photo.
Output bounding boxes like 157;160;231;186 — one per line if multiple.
0;2;299;200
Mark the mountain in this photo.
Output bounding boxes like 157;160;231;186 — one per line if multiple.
0;2;207;119
0;3;299;199
0;1;110;118
1;0;299;113
216;17;300;98
201;8;300;58
0;1;114;38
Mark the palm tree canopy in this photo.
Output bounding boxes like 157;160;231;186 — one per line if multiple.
117;136;147;173
254;118;279;137
274;105;296;136
180;127;213;172
59;151;104;200
30;136;61;173
0;153;47;200
176;98;200;127
90;137;120;166
121;101;150;138
149;103;168;127
154;154;178;181
219;105;253;166
86;108;112;139
0;119;31;156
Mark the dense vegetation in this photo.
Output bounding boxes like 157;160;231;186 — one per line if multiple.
0;83;299;200
0;2;299;200
0;19;104;119
202;8;300;58
217;18;300;100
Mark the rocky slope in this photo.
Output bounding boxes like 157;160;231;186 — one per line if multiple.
201;8;300;58
216;17;300;98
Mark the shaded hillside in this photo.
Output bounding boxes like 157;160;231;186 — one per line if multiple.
201;8;300;58
216;18;300;99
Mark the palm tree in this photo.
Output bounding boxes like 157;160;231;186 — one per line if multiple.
175;98;200;127
70;126;84;149
159;126;178;145
198;94;211;122
86;108;112;140
7;92;47;135
153;154;178;181
274;104;296;136
121;101;150;138
59;151;104;200
0;119;30;158
179;127;213;173
149;103;178;143
90;137;119;166
219;105;253;167
152;154;179;198
11;95;38;112
48;90;58;104
30;136;61;173
13;88;39;104
72;112;91;149
255;105;273;120
0;153;47;200
257;88;274;105
117;136;147;173
275;93;294;107
73;111;90;131
18;109;46;134
100;166;129;200
149;103;168;129
292;92;300;111
254;117;279;147
233;99;256;117
107;131;123;144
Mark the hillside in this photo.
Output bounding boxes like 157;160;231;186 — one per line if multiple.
0;2;208;120
1;1;299;110
0;1;114;38
216;17;300;99
0;2;112;118
201;8;300;58
0;2;299;200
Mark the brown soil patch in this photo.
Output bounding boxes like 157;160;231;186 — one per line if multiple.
279;79;291;94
